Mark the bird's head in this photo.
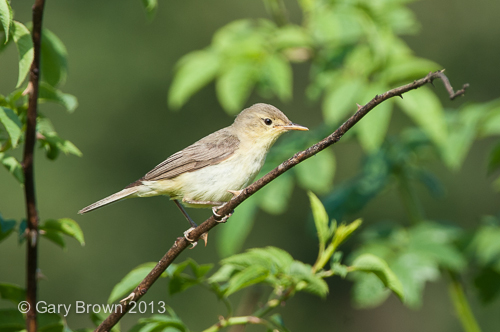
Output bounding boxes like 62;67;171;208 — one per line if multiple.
233;103;308;147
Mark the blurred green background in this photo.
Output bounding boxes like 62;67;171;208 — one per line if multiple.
1;0;499;331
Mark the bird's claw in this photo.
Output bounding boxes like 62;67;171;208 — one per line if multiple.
212;204;234;223
183;227;208;248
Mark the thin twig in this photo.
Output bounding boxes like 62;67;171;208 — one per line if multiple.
433;70;470;100
23;1;46;332
94;70;467;332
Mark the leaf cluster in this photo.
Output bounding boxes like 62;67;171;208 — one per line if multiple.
0;1;80;184
0;3;85;332
104;193;402;332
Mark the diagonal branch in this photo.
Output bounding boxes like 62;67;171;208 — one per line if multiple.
95;70;467;332
24;1;46;332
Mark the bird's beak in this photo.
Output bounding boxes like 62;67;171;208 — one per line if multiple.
279;123;309;131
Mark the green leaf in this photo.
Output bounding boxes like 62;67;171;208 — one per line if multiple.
39;82;78;112
351;254;404;301
11;21;34;88
470;218;500;267
307;191;330;248
0;106;22;147
41;228;66;248
0;308;25;331
380;57;441;84
289;261;329;297
40;218;85;246
225;265;269;296
408;222;466;271
141;0;158;20
487;141;500;174
356;85;393;152
257;172;294;214
0;213;16;243
262;54;292;101
216;62;256;114
38;131;82;160
274;25;310;49
295;150;335;194
0;283;25;304
331;219;362;250
351;271;390;308
441;104;483;170
136;311;188;332
0;0;13;43
108;262;165;303
323;77;364;126
479;102;500;137
396;87;447;149
390;252;439;308
167;259;213;296
217;199;258;257
41;28;68;87
39;313;64;332
168;50;220;109
222;247;294;272
0;154;24;183
169;274;201;297
208;264;237;284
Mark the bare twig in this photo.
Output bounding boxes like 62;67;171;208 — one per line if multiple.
95;70;467;332
433;70;469;100
23;1;46;332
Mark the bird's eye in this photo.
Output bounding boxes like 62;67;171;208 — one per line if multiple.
263;118;273;126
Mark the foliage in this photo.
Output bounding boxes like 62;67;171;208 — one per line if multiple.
108;193;401;332
160;0;500;330
165;0;500;255
0;2;82;332
2;0;500;332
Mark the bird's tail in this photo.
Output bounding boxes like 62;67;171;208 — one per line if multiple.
78;187;138;214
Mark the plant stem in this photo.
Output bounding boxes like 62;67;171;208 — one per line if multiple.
253;286;293;318
448;272;482;332
24;1;46;332
202;316;276;332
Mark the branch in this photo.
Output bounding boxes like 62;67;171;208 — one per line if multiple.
23;1;46;332
95;70;467;332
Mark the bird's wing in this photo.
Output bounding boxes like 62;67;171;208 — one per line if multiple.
131;128;240;184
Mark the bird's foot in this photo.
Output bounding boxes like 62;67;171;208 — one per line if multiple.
183;227;208;248
212;203;234;223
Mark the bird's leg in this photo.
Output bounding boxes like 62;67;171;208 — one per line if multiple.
174;199;198;228
173;199;208;247
182;197;235;223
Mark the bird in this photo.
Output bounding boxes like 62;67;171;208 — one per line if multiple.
78;103;308;245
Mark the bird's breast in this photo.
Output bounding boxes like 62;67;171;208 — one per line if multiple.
172;143;268;204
